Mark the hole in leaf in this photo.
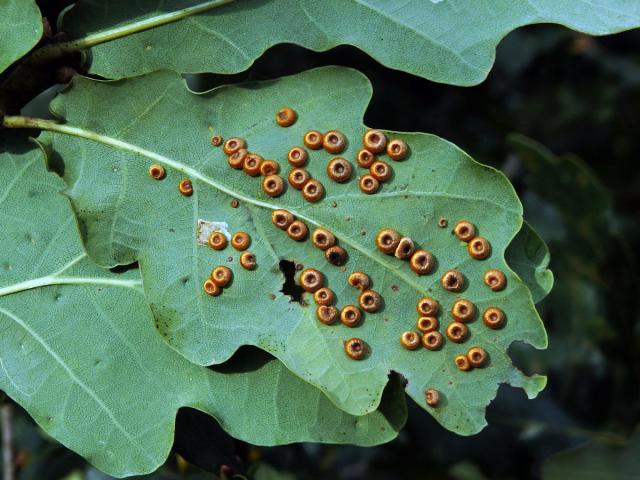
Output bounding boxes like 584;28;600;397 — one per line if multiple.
173;408;241;474
279;259;304;303
109;262;139;274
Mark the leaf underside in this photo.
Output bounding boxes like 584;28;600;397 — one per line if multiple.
63;0;640;85
43;66;548;435
0;0;42;74
0;146;407;478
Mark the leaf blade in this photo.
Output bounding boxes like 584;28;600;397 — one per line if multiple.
0;146;406;477
41;67;548;434
62;0;640;84
0;0;42;74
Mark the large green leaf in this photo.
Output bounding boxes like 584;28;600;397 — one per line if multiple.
0;0;42;74
0;145;406;478
60;0;640;85
28;66;547;434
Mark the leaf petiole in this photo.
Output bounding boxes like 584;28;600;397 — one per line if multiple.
36;0;237;56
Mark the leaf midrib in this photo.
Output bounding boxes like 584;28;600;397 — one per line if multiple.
63;0;237;50
35;121;440;297
0;253;143;298
5;116;521;303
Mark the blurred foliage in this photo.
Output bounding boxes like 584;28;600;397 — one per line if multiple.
2;8;640;480
542;430;640;479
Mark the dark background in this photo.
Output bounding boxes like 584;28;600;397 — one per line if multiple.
3;2;640;479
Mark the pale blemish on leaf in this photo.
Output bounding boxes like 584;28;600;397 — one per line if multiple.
196;219;231;245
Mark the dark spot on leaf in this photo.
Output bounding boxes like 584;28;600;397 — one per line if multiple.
227;256;233;262
279;260;304;303
181;276;190;285
391;285;399;292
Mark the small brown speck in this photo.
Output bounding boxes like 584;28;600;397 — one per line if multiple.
295;263;303;271
269;294;276;300
227;256;233;262
391;285;399;292
360;230;366;236
438;217;448;228
331;201;337;208
230;199;239;208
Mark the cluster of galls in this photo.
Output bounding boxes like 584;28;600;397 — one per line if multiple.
375;228;434;275
451;220;506;291
371;219;508;406
215;107;413;203
454;220;492;260
198;114;510;406
283;108;349;201
202;231;257;295
203;265;232;297
288;127;355;201
271;210;348;267
357;129;409;194
222;136;288;198
401;296;499;370
279;107;411;198
286;140;325;202
299;269;382;361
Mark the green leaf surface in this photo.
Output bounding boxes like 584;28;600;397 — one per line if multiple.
0;146;406;478
542;431;640;480
505;221;553;304
61;0;640;85
39;66;547;434
0;0;42;74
